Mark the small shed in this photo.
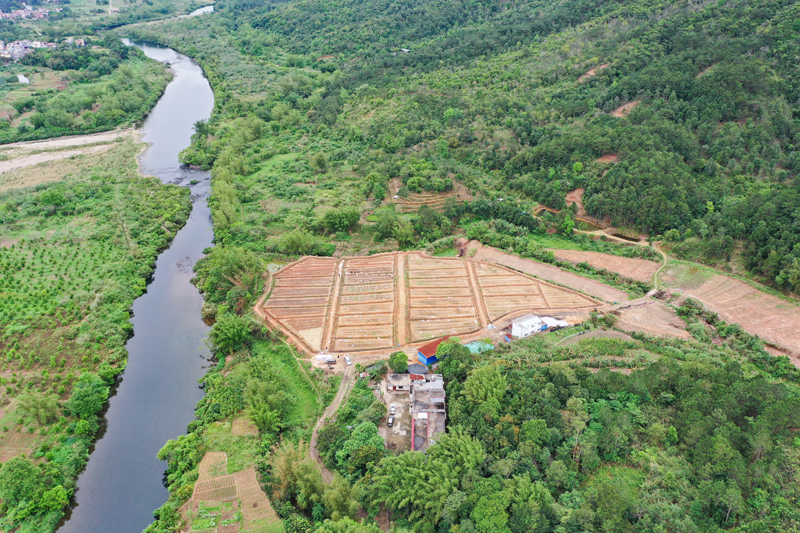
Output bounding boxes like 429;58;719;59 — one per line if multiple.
417;336;450;366
511;314;545;339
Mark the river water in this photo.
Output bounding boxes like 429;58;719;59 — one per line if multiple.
57;41;215;533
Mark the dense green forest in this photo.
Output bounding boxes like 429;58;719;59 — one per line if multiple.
0;140;191;530
126;0;800;295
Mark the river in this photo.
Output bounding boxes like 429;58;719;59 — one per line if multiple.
57;41;215;533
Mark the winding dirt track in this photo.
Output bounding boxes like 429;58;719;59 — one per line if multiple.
309;364;355;484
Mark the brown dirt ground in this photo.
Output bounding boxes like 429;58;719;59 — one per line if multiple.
578;63;609;82
565;188;586;216
466;241;629;303
612;101;640;117
549;249;659;283
0;129;132;155
615;301;691;340
0;144;113;177
596;154;619;163
261;251;601;354
662;264;800;358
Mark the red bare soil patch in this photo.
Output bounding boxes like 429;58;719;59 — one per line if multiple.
578;63;609;82
663;265;800;360
549;249;658;282
612;101;640;117
565;188;586;216
596;154;619;163
467;241;629;303
615;301;691;340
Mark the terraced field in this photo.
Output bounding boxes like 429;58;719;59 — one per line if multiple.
259;252;601;353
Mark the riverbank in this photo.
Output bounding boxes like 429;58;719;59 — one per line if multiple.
0;133;192;531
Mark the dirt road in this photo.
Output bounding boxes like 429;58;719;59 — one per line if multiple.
310;364;355;483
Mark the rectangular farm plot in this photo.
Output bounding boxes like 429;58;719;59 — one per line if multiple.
263;258;337;352
329;257;397;351
406;257;480;341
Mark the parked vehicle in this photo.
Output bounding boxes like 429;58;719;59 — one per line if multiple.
389;405;396;415
387;416;395;427
344;355;352;365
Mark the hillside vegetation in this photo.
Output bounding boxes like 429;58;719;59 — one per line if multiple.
118;2;800;533
128;0;800;294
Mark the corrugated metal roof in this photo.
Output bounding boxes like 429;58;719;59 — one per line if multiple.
418;336;450;357
512;314;541;326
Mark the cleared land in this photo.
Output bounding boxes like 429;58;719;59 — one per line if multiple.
612;101;640;117
615;301;691;340
0;129;136;191
260;251;601;353
549;249;660;282
577;63;609;82
185;452;282;533
662;263;800;357
466;241;630;303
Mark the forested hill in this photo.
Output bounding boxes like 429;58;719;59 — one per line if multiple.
207;0;800;294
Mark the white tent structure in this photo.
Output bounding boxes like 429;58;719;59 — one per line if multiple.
541;316;570;329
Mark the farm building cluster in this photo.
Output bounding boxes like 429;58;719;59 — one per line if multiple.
509;314;570;340
0;5;59;21
0;39;58;62
386;368;446;451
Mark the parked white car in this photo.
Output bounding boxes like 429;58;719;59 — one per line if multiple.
389;405;396;415
344;355;352;365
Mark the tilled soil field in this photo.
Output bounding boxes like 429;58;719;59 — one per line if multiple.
615;301;691;340
260;251;603;353
663;264;800;358
549;249;659;282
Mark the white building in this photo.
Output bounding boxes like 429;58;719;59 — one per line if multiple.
511;314;545;338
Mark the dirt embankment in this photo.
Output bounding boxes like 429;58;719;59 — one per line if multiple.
578;63;609;83
612;101;640;117
465;241;629;303
663;264;800;359
615;300;691;340
549;249;660;283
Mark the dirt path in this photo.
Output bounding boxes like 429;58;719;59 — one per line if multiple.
310;364;355;484
465;261;490;326
394;253;408;345
574;229;667;288
0;129;133;154
321;260;345;352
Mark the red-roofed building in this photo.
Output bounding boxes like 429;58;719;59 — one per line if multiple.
417;336;450;366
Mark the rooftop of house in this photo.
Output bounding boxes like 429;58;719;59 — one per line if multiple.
387;373;411;387
418;336;450;358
